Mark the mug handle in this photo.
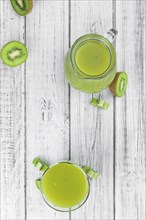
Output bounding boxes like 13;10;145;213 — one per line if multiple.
32;157;49;173
33;158;49;190
82;165;100;179
36;179;41;190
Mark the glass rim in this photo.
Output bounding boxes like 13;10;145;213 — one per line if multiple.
70;34;116;80
39;161;90;212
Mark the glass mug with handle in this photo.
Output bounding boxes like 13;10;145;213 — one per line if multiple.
64;28;117;93
33;158;99;212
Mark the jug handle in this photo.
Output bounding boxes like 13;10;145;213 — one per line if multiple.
104;28;118;44
82;165;100;179
32;157;49;173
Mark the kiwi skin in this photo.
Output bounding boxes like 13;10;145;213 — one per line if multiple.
109;73;119;96
10;0;33;16
27;0;33;14
109;72;128;97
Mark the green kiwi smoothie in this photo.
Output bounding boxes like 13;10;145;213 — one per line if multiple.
75;40;110;76
64;34;116;93
41;163;89;208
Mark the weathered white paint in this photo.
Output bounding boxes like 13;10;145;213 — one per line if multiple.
0;0;25;219
115;1;146;219
70;1;114;219
25;0;69;219
0;0;145;220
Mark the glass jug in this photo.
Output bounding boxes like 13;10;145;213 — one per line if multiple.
64;29;117;93
33;158;99;212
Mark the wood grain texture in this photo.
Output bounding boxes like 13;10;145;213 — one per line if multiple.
0;0;146;220
115;1;146;219
70;1;114;219
25;0;69;219
0;1;25;219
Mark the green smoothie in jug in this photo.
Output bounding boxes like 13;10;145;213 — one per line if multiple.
41;162;89;208
64;30;117;93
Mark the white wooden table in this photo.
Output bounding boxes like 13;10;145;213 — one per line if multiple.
0;0;146;219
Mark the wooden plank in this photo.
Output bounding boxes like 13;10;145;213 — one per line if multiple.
115;1;146;219
70;1;114;219
25;0;70;219
0;0;26;219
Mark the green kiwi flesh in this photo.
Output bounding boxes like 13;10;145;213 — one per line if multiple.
10;0;33;16
109;72;128;97
0;41;28;67
90;98;109;110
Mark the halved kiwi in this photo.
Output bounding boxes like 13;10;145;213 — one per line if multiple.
109;72;128;97
10;0;33;16
0;41;28;67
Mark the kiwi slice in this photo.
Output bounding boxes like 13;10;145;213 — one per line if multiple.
109;72;128;97
90;98;109;110
10;0;33;16
0;41;28;67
